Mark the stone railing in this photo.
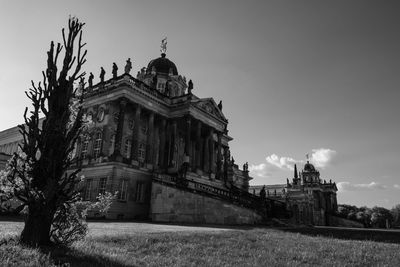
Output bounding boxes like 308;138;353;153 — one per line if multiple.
152;173;290;218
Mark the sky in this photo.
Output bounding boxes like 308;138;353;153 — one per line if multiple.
0;0;399;208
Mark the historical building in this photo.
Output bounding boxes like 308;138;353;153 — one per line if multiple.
0;47;258;223
250;162;338;225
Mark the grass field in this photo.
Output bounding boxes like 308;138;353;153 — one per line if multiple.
1;221;400;266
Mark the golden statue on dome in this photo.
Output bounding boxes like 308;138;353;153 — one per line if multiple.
160;37;167;54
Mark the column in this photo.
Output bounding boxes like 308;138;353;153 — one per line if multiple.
209;128;215;176
113;99;127;160
203;130;209;173
159;118;167;169
195;120;202;171
169;120;177;167
130;105;141;164
146;112;154;166
185;117;191;168
216;132;222;179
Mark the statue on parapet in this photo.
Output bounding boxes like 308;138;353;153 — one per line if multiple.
79;77;85;90
260;185;266;200
112;63;118;78
100;67;105;83
88;72;94;88
188;79;193;94
125;58;132;74
218;100;223;111
243;162;248;172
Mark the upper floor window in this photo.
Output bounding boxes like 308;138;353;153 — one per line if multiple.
93;132;103;158
81;137;90;159
138;143;146;162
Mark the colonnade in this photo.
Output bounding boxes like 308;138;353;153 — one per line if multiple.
112;98;229;179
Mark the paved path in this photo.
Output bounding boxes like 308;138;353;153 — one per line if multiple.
0;220;240;238
88;221;238;236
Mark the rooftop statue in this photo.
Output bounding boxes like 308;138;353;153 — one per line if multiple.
88;72;94;88
188;79;193;94
218;100;223;111
112;63;118;78
125;58;132;74
100;67;105;83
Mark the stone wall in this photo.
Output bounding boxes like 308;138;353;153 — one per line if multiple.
150;182;262;225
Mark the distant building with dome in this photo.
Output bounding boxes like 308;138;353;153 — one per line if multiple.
250;161;338;225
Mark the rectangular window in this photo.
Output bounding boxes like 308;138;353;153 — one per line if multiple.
118;180;128;201
93;132;103;158
81;140;89;159
135;182;146;203
124;139;132;159
98;177;107;195
84;179;93;200
138;143;146;162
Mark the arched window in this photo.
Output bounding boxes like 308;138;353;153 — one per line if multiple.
93;132;103;158
124;139;131;159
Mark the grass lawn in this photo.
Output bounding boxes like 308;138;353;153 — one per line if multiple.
1;221;400;266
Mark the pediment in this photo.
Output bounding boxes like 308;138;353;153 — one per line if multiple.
192;98;227;122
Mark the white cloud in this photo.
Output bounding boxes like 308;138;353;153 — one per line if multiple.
249;148;336;179
310;148;336;168
265;154;299;170
337;181;387;192
249;163;271;178
394;184;400;189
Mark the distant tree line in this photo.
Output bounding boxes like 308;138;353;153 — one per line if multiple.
336;204;400;228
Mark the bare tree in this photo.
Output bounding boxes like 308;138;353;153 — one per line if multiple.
4;17;87;246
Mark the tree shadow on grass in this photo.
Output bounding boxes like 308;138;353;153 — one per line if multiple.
41;245;135;267
281;227;400;244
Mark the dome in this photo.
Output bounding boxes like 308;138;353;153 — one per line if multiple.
303;161;316;172
146;53;178;75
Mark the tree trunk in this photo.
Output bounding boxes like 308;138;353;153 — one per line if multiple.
20;204;55;247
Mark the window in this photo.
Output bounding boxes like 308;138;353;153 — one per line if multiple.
93;132;103;158
84;179;93;200
138;143;146;162
135;182;146;203
81;137;90;159
124;139;132;159
109;134;115;156
118;180;128;201
98;178;107;195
